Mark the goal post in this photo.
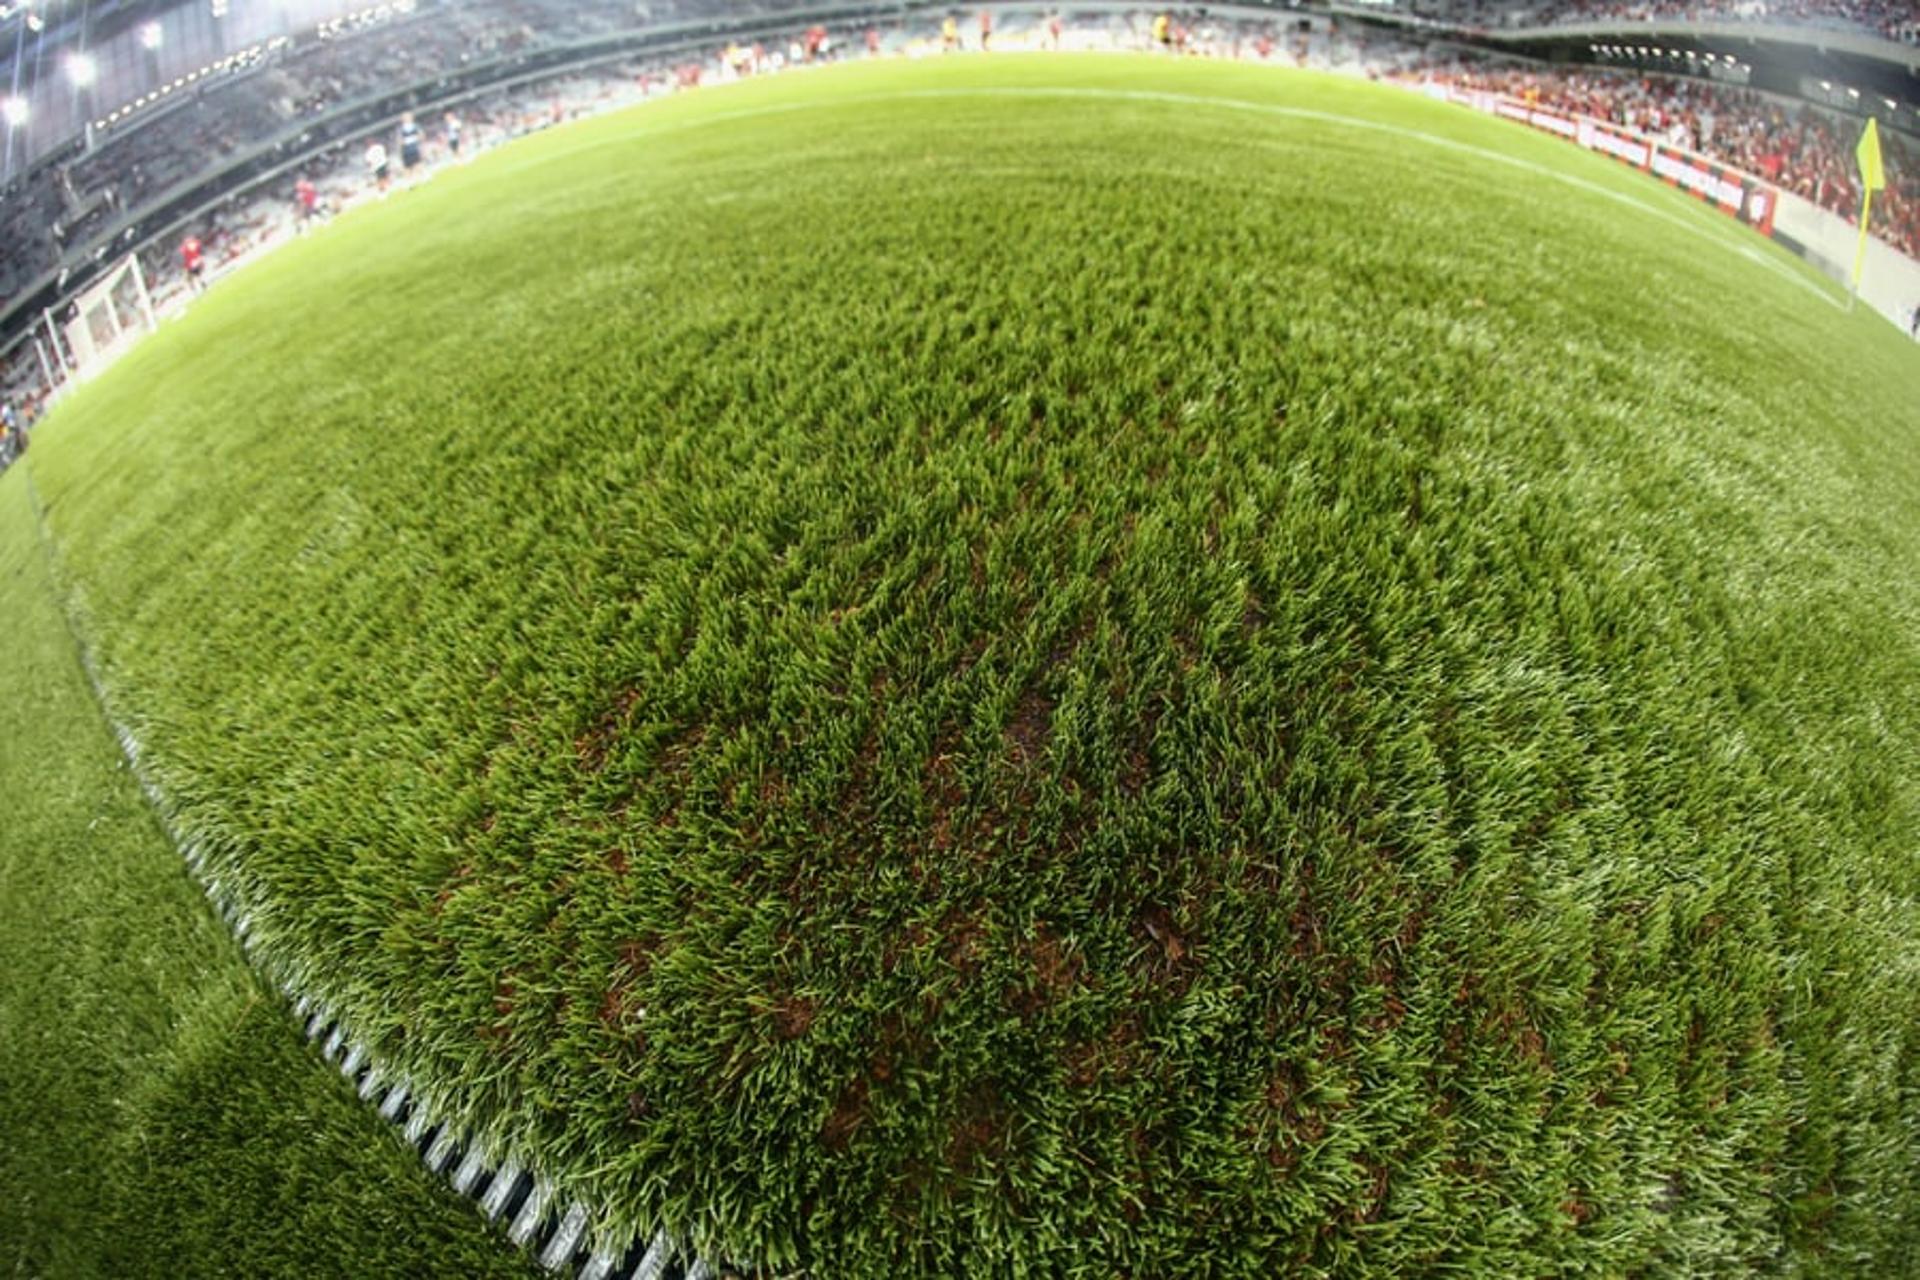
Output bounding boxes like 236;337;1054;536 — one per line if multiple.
64;254;159;381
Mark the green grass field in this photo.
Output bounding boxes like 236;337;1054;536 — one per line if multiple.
13;53;1920;1276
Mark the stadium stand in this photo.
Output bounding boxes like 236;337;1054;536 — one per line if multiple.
1412;62;1920;255
1384;0;1919;42
1520;0;1920;44
0;0;882;310
1;0;1914;441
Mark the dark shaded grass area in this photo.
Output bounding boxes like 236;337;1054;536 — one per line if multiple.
21;57;1920;1276
0;473;536;1278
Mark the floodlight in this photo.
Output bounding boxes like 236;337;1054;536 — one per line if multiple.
3;96;28;127
65;52;96;88
141;21;163;50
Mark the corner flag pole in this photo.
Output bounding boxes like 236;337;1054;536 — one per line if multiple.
1850;187;1872;312
1850;118;1885;311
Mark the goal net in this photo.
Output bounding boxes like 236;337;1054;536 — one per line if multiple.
64;254;157;381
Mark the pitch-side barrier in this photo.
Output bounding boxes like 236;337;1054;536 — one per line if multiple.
1414;81;1920;331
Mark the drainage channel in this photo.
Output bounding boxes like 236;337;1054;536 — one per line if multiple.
27;471;737;1280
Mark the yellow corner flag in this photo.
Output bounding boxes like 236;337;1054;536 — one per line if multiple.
1857;118;1885;193
1850;119;1884;302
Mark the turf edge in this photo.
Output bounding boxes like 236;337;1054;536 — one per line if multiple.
18;466;738;1280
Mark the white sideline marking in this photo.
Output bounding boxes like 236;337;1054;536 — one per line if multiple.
540;1203;590;1270
451;1145;492;1195
480;1158;524;1219
377;1080;410;1121
633;1232;674;1280
425;1124;462;1173
509;1178;552;1246
559;83;1845;311
403;1103;435;1147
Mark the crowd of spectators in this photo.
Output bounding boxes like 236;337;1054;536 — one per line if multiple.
0;52;662;434
1515;0;1920;43
2;5;1914;424
0;0;932;415
0;0;843;311
1419;64;1918;254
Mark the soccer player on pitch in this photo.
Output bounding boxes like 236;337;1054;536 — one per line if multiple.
398;112;424;176
365;137;391;197
979;8;992;50
942;15;958;52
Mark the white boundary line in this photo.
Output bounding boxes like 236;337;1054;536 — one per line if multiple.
536;79;1848;310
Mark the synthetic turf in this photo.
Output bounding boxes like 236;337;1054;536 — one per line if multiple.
18;54;1920;1276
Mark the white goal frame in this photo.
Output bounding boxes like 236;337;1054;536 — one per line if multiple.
64;253;158;382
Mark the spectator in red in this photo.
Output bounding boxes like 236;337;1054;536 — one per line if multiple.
295;176;321;232
1420;62;1920;258
180;235;206;293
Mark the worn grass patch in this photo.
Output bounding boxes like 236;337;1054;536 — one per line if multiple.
21;55;1920;1276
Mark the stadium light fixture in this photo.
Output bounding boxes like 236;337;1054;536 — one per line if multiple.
65;52;97;88
141;20;164;50
1820;80;1831;91
1848;87;1860;97
3;96;28;128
